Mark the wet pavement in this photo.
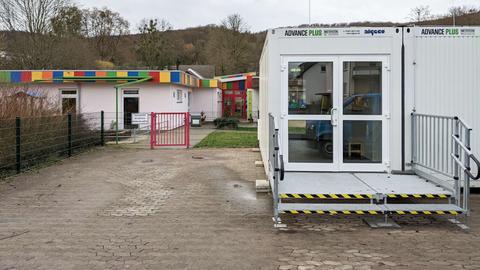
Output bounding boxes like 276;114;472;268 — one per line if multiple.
0;147;479;270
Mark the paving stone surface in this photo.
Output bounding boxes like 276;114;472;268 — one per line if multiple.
0;147;480;270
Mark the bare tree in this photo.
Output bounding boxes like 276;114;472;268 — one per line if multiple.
82;7;130;62
135;18;174;69
221;13;249;33
449;5;480;17
206;14;250;74
0;0;69;33
0;0;70;68
409;5;432;22
51;5;83;37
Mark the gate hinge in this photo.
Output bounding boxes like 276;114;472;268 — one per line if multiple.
281;64;287;72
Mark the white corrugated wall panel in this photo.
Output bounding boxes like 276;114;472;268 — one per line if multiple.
414;36;480;155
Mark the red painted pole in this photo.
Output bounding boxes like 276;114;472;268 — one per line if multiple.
150;112;155;149
186;112;190;148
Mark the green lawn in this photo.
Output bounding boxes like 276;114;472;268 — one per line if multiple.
194;130;259;148
236;126;258;132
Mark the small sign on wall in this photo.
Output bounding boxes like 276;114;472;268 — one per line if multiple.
132;113;149;124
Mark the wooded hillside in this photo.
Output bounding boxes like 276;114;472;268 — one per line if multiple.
0;1;478;76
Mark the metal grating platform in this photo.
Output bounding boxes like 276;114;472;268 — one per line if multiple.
279;172;452;198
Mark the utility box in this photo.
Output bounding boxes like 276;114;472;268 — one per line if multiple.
191;114;202;127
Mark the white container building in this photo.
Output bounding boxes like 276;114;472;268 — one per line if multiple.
258;26;480;225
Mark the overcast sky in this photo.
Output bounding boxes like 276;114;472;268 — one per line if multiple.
77;0;480;32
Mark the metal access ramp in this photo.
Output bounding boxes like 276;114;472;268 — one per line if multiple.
279;172;452;199
267;113;479;226
277;172;462;216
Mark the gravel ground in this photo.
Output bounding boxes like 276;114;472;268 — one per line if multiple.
0;147;479;270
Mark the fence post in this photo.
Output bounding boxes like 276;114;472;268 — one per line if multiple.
186;113;190;148
15;117;21;174
68;113;72;157
150;112;155;149
100;111;105;146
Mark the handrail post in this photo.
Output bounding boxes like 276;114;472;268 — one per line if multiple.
272;128;280;224
411;113;416;169
464;127;472;214
453;117;460;206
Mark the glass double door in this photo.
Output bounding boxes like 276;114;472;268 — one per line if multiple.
284;56;388;172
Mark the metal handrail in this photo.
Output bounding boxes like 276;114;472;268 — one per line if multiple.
279;155;285;181
451;135;480;180
269;113;282;225
411;112;478;214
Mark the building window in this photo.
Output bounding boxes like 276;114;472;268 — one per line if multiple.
176;89;183;103
60;89;77;114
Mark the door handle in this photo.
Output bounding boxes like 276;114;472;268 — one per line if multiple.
330;108;338;126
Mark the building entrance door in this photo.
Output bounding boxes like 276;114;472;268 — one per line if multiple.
282;55;389;172
223;90;246;118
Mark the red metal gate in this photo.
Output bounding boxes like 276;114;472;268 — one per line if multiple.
150;112;190;148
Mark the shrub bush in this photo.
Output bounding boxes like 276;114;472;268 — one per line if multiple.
0;85;101;177
213;117;239;129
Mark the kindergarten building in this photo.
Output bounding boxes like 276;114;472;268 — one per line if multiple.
217;72;259;121
0;70;222;127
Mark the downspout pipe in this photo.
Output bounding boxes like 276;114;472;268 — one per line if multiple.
186;68;204;79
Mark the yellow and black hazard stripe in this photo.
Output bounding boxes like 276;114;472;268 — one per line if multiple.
386;194;450;199
280;194;373;199
282;210;381;215
390;210;461;215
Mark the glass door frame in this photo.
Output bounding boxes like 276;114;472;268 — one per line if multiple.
281;55;389;172
338;55;389;172
281;55;340;171
222;90;246;118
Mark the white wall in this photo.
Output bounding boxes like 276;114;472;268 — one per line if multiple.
138;84;190;113
259;27;404;173
189;87;222;121
406;27;480;166
80;84;117;114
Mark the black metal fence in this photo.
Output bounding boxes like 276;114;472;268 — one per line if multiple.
0;112;105;178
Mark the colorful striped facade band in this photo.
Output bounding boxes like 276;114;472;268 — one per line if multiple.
0;70;219;88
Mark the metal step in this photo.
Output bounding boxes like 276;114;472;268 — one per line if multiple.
278;203;463;215
280;193;373;199
385;204;463;215
280;193;449;199
278;203;385;215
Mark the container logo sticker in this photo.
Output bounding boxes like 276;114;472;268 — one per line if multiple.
324;29;339;36
421;28;468;36
284;29;322;37
460;29;476;36
364;29;386;36
343;29;361;35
